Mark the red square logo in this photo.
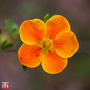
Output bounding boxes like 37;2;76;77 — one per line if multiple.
1;81;10;89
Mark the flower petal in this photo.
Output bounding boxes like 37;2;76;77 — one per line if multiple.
18;44;42;68
54;31;79;58
19;19;46;45
46;15;70;39
42;50;68;74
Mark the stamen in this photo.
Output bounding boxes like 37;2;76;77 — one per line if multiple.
38;36;54;54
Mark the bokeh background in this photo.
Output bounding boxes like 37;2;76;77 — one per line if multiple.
0;0;90;90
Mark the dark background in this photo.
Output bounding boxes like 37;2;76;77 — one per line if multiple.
0;0;90;90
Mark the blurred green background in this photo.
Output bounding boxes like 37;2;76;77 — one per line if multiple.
0;0;90;90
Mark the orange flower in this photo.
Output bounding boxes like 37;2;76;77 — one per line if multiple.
18;15;79;74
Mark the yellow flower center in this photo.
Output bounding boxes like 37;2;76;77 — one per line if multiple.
38;36;54;54
43;40;51;49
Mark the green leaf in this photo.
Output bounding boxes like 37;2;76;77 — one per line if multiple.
1;40;7;50
44;14;49;22
22;65;27;71
1;40;13;51
4;43;13;49
1;40;7;48
5;18;19;36
5;18;18;31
